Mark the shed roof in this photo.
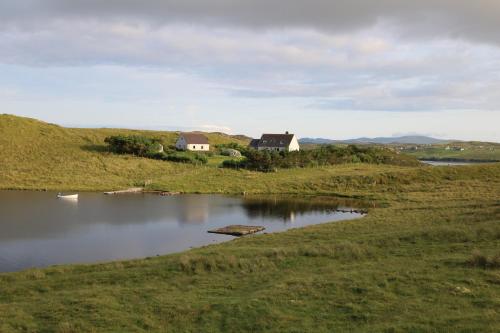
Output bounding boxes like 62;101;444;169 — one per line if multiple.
180;133;209;144
258;134;295;148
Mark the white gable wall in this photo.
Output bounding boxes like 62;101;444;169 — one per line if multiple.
288;135;300;151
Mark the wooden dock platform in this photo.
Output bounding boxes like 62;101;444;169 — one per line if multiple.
208;225;265;236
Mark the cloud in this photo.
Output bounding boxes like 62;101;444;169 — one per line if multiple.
198;124;232;133
1;1;500;46
2;22;500;112
1;1;499;118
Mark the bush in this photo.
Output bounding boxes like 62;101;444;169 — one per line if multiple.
104;135;162;156
162;152;207;165
222;159;243;169
221;145;420;172
216;143;248;155
105;135;207;165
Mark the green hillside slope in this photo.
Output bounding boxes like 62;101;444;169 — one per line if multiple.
0;114;422;193
0;114;248;191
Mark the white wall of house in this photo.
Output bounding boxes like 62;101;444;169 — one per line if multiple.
175;136;210;151
288;135;300;151
186;144;209;151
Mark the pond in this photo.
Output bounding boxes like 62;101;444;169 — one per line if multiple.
0;191;364;272
420;160;493;166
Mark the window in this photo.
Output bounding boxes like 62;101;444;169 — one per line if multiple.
193;145;196;149
201;146;204;149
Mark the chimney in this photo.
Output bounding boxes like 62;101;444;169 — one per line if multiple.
285;131;289;134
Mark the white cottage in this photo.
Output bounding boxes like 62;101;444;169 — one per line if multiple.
175;133;210;151
249;132;300;152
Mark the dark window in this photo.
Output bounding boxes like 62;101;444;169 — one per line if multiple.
201;146;204;149
193;145;196;149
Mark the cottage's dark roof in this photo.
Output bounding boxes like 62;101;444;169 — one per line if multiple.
180;133;209;144
249;139;260;148
258;134;295;148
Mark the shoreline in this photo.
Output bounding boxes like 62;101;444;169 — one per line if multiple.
418;157;500;163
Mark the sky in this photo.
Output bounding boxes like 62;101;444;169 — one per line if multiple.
1;1;499;141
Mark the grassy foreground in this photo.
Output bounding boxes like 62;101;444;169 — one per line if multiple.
1;115;500;332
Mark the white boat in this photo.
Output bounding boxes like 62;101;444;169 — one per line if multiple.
57;193;79;200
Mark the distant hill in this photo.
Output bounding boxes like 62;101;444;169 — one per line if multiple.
300;136;450;145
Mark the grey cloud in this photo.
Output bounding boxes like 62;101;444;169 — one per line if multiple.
1;1;500;45
1;1;500;114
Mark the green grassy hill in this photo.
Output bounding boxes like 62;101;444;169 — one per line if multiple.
0;114;249;191
0;114;420;194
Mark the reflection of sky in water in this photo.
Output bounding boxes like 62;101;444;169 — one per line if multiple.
0;191;363;272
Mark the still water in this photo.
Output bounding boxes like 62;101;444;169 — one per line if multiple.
421;160;492;166
0;192;362;272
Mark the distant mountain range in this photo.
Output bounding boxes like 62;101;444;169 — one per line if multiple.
299;136;450;145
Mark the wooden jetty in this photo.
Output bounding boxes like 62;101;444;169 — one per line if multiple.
104;187;144;195
208;225;265;236
336;209;368;215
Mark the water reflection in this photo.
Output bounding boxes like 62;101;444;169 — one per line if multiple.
175;195;210;224
241;195;355;222
0;191;365;272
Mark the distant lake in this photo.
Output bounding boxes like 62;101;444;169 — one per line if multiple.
0;192;363;272
420;160;494;166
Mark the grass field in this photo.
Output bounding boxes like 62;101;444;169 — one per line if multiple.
400;141;500;162
0;114;421;194
0;114;249;191
1;115;499;332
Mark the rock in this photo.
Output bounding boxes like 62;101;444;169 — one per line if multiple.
221;148;242;157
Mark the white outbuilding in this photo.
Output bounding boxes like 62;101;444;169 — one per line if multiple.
175;133;210;151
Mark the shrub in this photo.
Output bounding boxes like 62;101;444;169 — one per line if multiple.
216;143;249;155
104;135;162;156
222;159;242;169
221;144;420;172
163;153;207;165
105;135;208;165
